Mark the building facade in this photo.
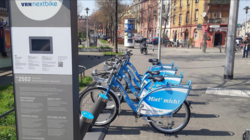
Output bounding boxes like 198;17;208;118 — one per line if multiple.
241;20;250;37
158;0;171;38
170;0;230;48
140;0;158;38
130;0;141;34
0;0;11;69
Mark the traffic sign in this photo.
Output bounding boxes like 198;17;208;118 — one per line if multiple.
209;25;220;28
197;24;202;30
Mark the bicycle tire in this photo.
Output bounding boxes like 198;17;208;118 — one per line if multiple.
79;87;119;126
148;101;190;134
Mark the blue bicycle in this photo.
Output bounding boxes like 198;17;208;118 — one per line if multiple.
103;52;180;90
79;59;192;134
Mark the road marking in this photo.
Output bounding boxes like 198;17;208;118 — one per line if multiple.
206;87;250;97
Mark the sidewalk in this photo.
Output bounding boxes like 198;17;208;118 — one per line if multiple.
102;48;250;140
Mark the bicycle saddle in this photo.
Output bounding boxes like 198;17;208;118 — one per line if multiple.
147;76;164;82
150;61;160;65
148;59;158;62
146;71;160;75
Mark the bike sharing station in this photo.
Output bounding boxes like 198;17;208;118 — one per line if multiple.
9;0;108;140
124;18;135;48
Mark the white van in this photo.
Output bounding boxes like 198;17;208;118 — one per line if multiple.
134;34;143;43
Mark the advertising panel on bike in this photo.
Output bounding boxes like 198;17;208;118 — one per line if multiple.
140;88;189;115
9;0;80;139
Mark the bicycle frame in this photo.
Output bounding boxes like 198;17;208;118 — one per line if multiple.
123;59;180;89
105;64;192;117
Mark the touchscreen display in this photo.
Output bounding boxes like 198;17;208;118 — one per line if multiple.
32;39;51;51
29;37;53;54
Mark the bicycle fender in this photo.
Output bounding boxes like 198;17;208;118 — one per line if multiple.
96;85;121;115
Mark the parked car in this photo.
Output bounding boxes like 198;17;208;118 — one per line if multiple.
117;37;124;44
103;35;108;40
147;38;153;44
165;40;175;46
107;37;124;44
134;34;143;43
152;37;163;45
138;38;148;43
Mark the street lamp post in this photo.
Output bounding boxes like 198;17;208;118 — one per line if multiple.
158;0;163;61
244;6;250;36
153;10;157;51
224;0;240;79
94;19;95;36
85;7;90;47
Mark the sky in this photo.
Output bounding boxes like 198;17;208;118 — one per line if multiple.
79;0;134;16
79;0;250;24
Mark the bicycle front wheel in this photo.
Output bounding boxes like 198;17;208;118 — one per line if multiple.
79;87;119;126
148;101;190;134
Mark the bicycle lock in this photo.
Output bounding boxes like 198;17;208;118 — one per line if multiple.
89;93;108;130
80;111;94;140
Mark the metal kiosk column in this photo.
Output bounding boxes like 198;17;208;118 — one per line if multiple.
9;0;80;140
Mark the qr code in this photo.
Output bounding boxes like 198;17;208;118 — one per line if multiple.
58;62;63;67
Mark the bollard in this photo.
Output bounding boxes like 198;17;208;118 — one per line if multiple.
89;93;108;130
80;111;94;140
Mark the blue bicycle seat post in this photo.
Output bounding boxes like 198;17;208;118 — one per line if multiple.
80;111;94;139
89;93;108;130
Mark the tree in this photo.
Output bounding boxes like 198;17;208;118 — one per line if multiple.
95;0;128;52
162;3;172;40
139;1;159;38
77;1;83;16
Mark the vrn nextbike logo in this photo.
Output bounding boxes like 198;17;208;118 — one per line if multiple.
21;1;58;7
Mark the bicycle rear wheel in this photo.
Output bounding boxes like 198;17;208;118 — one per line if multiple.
148;101;190;134
79;87;119;126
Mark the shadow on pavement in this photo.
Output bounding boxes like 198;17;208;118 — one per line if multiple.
119;110;219;118
188;101;209;105
191;113;219;118
171;129;234;136
107;126;233;137
78;54;112;70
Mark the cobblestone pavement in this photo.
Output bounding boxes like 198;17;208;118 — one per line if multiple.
83;48;250;140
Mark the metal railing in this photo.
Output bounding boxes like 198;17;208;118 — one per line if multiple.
207;18;229;24
208;0;230;5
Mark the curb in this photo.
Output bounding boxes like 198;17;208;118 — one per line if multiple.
0;71;12;78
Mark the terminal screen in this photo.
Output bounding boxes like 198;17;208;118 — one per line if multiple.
29;37;53;54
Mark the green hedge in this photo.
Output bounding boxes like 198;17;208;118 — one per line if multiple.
99;39;109;44
103;52;123;55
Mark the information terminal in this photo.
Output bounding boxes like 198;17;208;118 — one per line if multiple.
9;0;80;139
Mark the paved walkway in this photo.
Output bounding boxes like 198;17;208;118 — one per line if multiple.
81;48;249;140
1;47;250;139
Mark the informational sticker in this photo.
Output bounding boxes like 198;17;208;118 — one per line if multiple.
15;0;63;21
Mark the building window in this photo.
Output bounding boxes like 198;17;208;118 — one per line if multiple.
195;0;199;3
168;4;170;13
195;10;199;21
186;12;189;23
173;15;175;24
174;0;176;6
0;0;5;8
187;0;190;5
194;30;198;40
179;14;182;25
163;4;165;13
180;0;182;8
